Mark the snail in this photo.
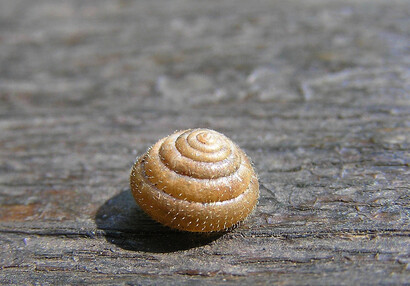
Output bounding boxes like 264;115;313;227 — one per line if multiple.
130;128;259;232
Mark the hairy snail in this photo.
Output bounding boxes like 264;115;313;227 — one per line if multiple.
130;128;259;232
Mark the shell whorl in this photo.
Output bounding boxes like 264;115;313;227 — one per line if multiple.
130;128;259;232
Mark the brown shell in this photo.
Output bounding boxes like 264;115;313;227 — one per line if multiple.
130;128;259;232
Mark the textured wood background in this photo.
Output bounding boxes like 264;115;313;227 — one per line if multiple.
0;0;409;284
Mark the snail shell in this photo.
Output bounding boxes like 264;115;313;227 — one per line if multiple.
130;128;259;232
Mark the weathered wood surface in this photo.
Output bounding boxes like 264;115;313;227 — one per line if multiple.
0;0;409;284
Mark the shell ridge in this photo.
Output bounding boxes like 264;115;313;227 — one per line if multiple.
159;137;242;179
137;157;255;207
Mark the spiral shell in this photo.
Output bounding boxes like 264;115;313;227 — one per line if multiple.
130;128;259;232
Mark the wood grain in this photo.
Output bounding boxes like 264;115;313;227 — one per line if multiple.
0;0;409;284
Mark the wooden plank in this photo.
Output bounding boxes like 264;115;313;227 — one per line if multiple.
0;0;409;284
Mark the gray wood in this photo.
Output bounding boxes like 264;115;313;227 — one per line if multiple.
0;0;409;284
